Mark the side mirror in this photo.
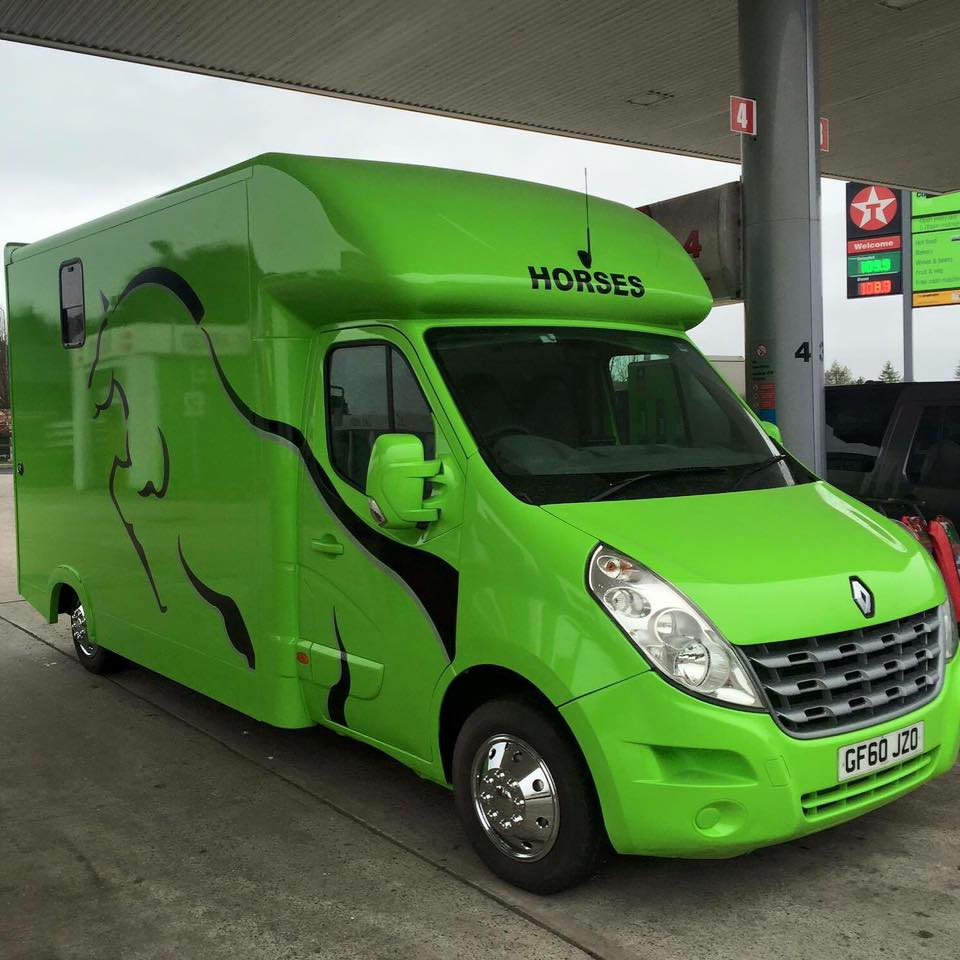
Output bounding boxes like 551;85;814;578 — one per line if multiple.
365;433;440;529
761;420;783;445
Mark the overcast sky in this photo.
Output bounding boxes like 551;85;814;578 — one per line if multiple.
1;39;957;381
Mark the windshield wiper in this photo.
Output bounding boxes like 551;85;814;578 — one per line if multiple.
726;454;788;492
589;464;736;502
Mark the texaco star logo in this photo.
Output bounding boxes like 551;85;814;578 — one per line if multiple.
849;185;898;231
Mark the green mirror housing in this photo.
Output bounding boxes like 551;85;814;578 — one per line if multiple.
761;420;783;445
365;434;441;529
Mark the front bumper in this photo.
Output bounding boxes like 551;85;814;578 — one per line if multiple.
560;657;960;857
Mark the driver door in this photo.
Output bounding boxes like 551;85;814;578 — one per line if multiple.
297;328;460;762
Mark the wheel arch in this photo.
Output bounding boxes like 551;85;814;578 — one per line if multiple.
45;566;94;636
436;664;583;784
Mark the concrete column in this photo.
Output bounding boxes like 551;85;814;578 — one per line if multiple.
739;0;825;473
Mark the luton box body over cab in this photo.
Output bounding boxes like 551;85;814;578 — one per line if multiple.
7;154;960;893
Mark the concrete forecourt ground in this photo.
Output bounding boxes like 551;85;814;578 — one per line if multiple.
3;154;959;902
4;479;960;956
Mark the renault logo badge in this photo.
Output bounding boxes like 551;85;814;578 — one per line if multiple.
850;577;875;619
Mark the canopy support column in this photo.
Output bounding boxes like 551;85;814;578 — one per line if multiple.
739;0;825;473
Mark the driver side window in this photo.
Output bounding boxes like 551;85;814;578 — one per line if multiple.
326;343;435;489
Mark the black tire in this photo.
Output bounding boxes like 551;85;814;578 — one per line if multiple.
69;601;125;675
452;697;606;893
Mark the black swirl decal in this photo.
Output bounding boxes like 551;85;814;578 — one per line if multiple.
93;377;129;420
137;427;170;499
87;312;109;388
89;264;458;662
90;294;163;610
327;610;351;726
116;267;204;324
89;267;205;611
107;434;167;613
195;322;459;660
178;537;255;669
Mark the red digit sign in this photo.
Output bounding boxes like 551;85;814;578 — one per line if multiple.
730;96;757;135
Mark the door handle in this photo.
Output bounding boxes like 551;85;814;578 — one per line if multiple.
311;536;344;556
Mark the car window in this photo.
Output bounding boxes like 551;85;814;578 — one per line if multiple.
824;384;904;484
906;404;960;489
327;343;435;489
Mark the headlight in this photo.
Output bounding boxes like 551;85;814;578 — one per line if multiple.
939;600;958;661
588;544;762;709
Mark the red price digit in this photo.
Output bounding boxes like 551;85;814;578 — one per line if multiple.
859;279;893;296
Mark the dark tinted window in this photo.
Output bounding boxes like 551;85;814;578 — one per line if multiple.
906;405;960;488
391;349;435;458
825;383;904;479
428;326;812;504
327;344;434;489
59;260;85;348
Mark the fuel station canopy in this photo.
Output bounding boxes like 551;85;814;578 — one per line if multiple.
1;0;958;192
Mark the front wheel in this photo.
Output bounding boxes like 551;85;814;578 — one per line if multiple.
452;698;606;893
71;602;125;674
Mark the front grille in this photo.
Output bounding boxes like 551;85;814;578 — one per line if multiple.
742;608;943;739
801;749;938;820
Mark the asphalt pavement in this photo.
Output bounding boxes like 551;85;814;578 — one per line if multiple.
2;472;960;959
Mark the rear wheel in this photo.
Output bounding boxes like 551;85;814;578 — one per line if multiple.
70;602;124;674
452;697;605;893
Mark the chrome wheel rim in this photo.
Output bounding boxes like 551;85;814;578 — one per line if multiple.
71;604;97;658
471;734;560;862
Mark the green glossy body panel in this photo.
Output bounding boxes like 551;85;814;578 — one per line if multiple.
7;154;958;856
562;660;960;856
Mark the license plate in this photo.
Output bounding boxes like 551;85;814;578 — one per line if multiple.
837;722;924;782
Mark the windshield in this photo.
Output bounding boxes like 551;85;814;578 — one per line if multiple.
427;326;815;504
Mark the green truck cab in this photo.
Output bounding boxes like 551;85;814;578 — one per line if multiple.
6;154;959;892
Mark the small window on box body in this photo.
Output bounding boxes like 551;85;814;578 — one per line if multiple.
59;259;85;348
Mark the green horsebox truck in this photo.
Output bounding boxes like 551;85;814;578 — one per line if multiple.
6;154;960;892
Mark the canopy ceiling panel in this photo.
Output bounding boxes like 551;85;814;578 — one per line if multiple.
1;0;957;191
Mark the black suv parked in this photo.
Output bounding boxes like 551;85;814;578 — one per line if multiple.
826;382;960;523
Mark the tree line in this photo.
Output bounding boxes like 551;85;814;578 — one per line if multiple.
825;359;960;385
